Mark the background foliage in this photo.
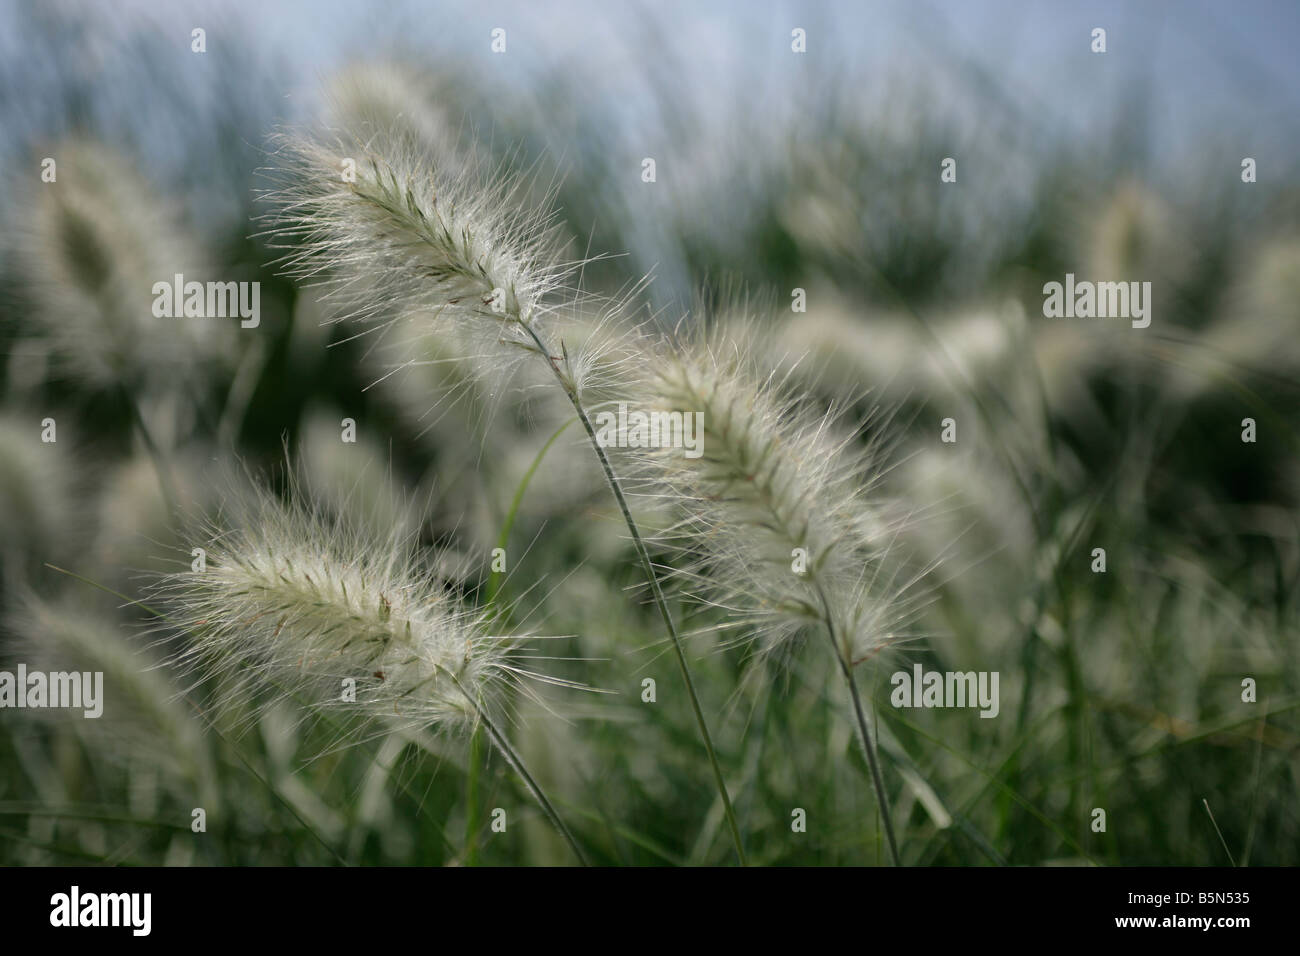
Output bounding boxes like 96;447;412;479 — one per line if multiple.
0;0;1297;865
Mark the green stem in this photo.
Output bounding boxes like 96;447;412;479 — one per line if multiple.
517;323;748;865
120;384;179;517
449;672;589;866
465;726;482;866
813;579;902;866
475;417;574;862
838;655;902;866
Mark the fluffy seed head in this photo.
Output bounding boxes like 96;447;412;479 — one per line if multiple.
14;139;229;391
323;61;460;162
633;332;919;666
264;113;574;349
152;481;520;736
11;594;218;806
0;412;76;563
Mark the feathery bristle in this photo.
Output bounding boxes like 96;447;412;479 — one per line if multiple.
263;119;575;351
152;481;522;737
634;335;916;666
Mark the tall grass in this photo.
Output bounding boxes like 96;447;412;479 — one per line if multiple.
0;33;1296;868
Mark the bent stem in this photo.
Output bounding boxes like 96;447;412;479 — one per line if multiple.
119;383;179;517
465;726;483;866
838;655;902;866
518;323;748;866
814;582;902;866
471;416;574;864
449;671;589;866
47;563;560;865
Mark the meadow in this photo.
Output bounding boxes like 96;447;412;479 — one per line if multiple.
0;2;1296;867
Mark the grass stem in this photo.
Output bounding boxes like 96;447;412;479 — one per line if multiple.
450;672;590;866
519;322;748;865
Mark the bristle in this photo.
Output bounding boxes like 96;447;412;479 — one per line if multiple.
631;333;916;667
150;479;523;738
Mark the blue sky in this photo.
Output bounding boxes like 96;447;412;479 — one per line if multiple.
2;0;1294;292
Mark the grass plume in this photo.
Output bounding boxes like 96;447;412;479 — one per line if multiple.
264;101;749;863
150;477;588;863
633;329;925;864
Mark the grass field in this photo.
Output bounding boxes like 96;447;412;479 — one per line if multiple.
0;1;1296;867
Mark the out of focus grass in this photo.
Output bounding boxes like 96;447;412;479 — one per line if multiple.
0;2;1296;865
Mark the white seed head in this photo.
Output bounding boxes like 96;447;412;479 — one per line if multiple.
0;411;78;566
725;291;1022;409
152;480;521;737
10;594;218;806
323;61;461;165
90;451;213;589
264;115;573;350
632;331;919;666
14;139;230;391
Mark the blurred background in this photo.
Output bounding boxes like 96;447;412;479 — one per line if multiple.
0;0;1297;865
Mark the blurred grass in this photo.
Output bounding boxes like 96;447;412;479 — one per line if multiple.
0;3;1297;866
